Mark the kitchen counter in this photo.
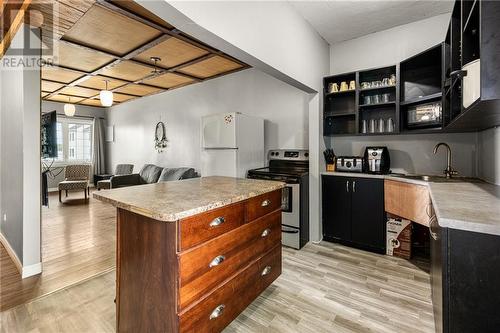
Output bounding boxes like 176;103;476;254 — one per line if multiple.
322;171;500;236
93;176;285;222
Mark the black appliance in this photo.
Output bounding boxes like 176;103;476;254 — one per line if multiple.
247;149;309;249
363;146;390;174
336;156;363;173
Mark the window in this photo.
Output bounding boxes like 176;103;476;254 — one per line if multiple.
46;117;94;164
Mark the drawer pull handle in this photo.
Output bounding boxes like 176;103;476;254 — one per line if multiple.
209;304;225;320
209;255;225;268
209;216;225;227
261;228;271;237
261;266;272;276
261;199;271;207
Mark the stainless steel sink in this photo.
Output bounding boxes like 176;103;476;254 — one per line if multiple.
389;174;481;183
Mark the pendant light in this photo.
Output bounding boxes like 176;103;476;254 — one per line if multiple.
100;79;113;107
150;56;162;74
64;96;76;117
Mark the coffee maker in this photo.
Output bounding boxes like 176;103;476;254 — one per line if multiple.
363;147;390;174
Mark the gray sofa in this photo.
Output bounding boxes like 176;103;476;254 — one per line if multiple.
110;164;197;189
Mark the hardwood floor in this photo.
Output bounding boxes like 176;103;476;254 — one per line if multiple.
0;242;435;333
0;190;116;311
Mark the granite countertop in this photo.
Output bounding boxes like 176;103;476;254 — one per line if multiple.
322;171;500;236
93;176;285;222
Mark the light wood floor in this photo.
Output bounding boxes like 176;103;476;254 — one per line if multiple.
0;190;116;311
0;242;435;333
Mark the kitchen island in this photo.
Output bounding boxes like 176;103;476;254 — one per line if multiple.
94;176;285;333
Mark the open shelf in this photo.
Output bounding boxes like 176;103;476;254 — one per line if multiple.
326;111;356;117
359;101;396;108
359;85;396;92
400;92;442;106
325;89;355;97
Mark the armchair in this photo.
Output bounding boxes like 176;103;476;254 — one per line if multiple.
58;164;91;202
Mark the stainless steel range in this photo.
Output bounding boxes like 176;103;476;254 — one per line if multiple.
247;149;309;249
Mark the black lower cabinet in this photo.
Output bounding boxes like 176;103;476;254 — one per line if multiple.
322;175;386;254
431;225;500;333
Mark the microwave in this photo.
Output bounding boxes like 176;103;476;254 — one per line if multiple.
406;101;442;128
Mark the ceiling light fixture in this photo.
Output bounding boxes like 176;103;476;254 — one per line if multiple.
150;56;162;75
64;96;76;117
100;79;113;107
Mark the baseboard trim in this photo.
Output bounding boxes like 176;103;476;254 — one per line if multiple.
22;262;42;278
0;232;23;275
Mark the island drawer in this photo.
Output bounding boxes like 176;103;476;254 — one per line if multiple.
178;209;281;309
178;202;246;251
245;189;282;222
179;244;281;333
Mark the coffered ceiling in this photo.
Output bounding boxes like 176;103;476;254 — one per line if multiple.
32;0;248;108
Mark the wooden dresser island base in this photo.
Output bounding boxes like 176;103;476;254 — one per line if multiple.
94;177;285;333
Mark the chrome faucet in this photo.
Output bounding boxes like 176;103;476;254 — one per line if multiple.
433;142;458;178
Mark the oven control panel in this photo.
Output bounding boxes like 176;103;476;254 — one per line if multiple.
268;149;309;161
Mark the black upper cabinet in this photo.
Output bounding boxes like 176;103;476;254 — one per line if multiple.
445;0;500;131
322;175;386;254
323;0;500;136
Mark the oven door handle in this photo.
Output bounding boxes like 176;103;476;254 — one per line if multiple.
282;228;299;234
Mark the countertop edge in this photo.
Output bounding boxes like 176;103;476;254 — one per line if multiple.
93;182;285;222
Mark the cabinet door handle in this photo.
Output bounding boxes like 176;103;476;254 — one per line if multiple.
209;216;225;227
261;199;271;207
261;266;272;276
209;255;225;268
209;304;225;320
352;181;356;192
346;180;350;192
261;228;271;237
429;216;439;241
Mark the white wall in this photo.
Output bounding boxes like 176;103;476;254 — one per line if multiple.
478;127;500;185
330;13;451;74
0;24;41;274
330;133;478;177
107;69;309;173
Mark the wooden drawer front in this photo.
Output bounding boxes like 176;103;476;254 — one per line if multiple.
178;210;281;309
384;180;430;226
245;189;282;222
179;202;245;251
179;245;281;333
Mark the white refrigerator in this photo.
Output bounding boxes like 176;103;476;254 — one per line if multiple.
201;112;264;178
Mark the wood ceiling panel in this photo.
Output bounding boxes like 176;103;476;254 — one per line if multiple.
62;5;162;56
41;92;49;98
54;42;115;72
115;84;163;96
42;67;85;83
77;75;127;90
133;37;209;68
178;56;243;79
99;61;152;81
78;98;105;107
113;93;136;103
46;94;84;103
108;0;174;29
60;86;100;98
42;80;65;92
142;73;194;89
